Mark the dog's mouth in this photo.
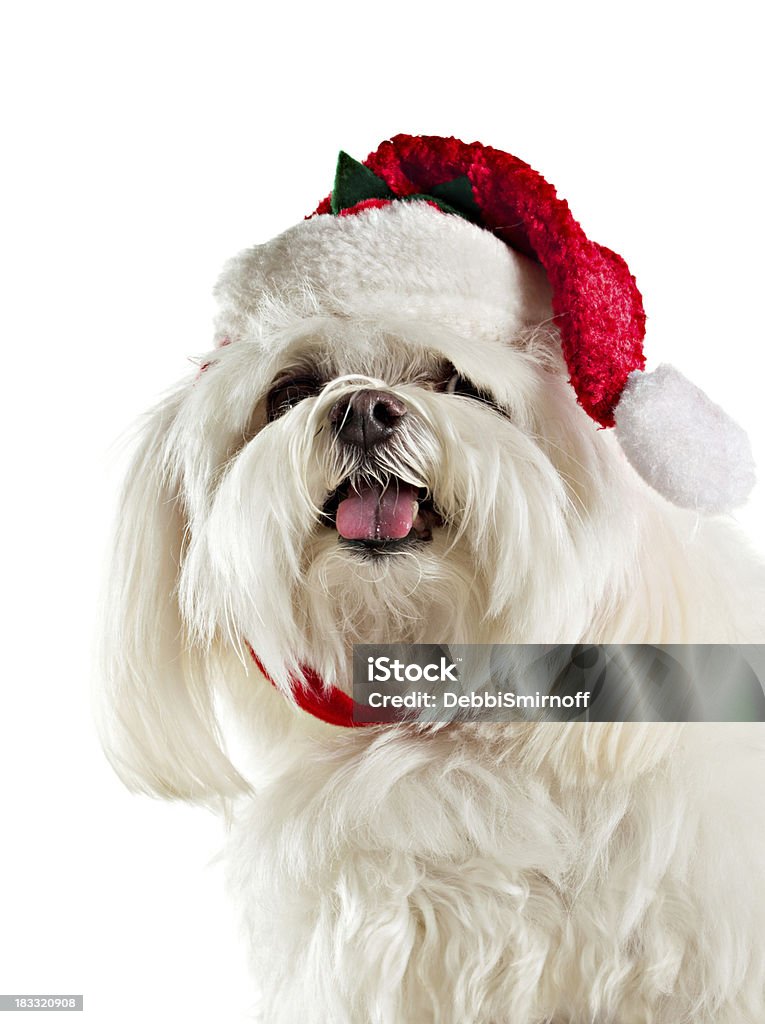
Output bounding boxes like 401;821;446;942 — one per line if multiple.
321;477;443;551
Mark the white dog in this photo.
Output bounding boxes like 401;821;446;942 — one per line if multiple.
99;136;765;1023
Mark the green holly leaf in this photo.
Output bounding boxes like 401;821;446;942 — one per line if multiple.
331;151;394;214
428;175;482;224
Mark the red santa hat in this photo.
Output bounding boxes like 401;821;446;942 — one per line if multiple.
301;134;754;515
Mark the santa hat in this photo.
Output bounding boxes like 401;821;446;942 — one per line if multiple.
216;134;755;514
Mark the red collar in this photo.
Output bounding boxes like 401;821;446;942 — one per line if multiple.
247;645;374;728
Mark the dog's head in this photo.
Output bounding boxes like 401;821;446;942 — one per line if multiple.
99;200;648;798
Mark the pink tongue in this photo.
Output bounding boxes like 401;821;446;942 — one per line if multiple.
336;482;419;541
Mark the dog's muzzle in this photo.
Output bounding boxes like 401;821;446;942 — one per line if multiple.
322;388;441;549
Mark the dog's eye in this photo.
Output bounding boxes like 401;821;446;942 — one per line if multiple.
267;375;322;421
444;372;493;405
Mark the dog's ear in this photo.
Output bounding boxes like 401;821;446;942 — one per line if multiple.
97;392;246;802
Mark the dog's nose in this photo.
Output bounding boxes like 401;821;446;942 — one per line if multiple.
329;389;408;450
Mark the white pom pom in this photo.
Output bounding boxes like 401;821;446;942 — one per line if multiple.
614;364;756;514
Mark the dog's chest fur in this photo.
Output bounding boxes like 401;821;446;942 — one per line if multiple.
223;703;765;1024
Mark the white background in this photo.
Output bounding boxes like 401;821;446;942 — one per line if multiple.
1;2;763;1021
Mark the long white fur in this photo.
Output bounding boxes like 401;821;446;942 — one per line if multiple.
99;207;765;1023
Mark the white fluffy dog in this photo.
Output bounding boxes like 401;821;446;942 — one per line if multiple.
100;138;765;1023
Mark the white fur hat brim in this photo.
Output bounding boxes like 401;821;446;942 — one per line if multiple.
213;201;553;348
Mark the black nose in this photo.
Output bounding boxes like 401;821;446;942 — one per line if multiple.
329;389;408;450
